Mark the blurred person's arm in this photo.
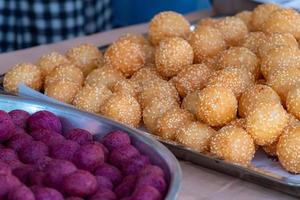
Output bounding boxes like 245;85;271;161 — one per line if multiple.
211;0;258;15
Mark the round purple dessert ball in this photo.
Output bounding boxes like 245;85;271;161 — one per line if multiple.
114;175;137;198
31;129;64;146
8;109;30;129
136;174;166;194
19;141;49;164
94;163;122;186
31;186;64;200
50;140;80;161
0;161;11;175
89;189;117;200
130;186;162;200
0;174;21;199
102;130;131;151
13;164;34;184
34;156;52;171
27;110;62;133
90;141;109;161
7;133;33;151
65;197;84;200
0;110;15;142
7;185;35;200
0;148;19;163
28;171;45;186
7;160;24;170
73;143;104;171
138;165;165;178
95;175;113;190
64;128;93;145
13;127;28;136
121;155;150;176
109;145;140;168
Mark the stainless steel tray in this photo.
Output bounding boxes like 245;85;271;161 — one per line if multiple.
0;94;181;200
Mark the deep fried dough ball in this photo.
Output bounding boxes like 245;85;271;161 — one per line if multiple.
245;102;289;146
172;64;212;97
196;86;238;127
235;11;253;31
156;107;194;140
181;90;201;117
286;86;300;120
111;79;137;98
263;8;300;40
251;4;280;31
210;125;255;166
65;44;103;76
73;85;112;113
44;64;84;88
4;63;42;94
196;18;218;29
214;17;248;46
228;118;246;130
175;121;216;152
36;52;71;77
239;32;267;55
45;80;81;104
85;65;124;90
189;26;227;63
100;93;141;127
148;11;190;45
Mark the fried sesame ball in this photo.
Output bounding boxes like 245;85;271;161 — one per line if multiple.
155;37;193;78
143;98;178;133
171;63;213;97
251;4;280;31
111;79;137;98
263;8;300;40
104;36;146;77
36;52;71;77
214;16;248;46
175;121;216;152
73;85;112;113
85;65;124;90
156;107;194;140
263;142;277;157
206;67;254;98
238;84;281;118
189;26;227;63
4;63;42;94
45;80;81;104
100;93;141;127
196;18;218;29
239;32;267;55
228;118;246;130
44;64;84;88
181;90;201;117
210;125;255;166
286;86;300;120
65;44;103;76
216;47;259;79
245;102;289;146
148;11;190;45
277;124;300;173
267;66;300;103
196;86;238;127
235;11;253;31
258;33;298;59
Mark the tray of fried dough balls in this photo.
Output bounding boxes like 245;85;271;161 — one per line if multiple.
2;3;300;197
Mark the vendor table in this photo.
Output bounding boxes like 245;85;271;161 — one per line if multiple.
0;10;298;200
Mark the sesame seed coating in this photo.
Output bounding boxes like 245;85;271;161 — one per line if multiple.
181;90;201;117
239;32;267;55
228;118;246;130
263;141;278;157
196;18;219;30
251;4;280;31
111;79;137;98
235;11;254;31
286;86;300;120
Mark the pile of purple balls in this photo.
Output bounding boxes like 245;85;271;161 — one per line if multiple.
0;109;167;200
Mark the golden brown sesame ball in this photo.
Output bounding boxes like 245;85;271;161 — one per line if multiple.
155;37;193;78
44;80;80;104
245;102;289;146
156;107;194;140
286;86;300;120
196;18;218;29
206;67;254;98
65;43;103;76
262;142;277;157
214;16;248;46
196;86;238;127
73;85;112;113
100;93;141;127
263;8;300;40
238;84;281;118
210;125;255;166
44;64;84;88
181;90;201;117
175;121;216;152
111;79;137;98
228;118;246;130
277;124;300;173
85;65;124;90
239;32;267;55
171;63;213;97
235;11;253;31
251;4;280;31
267;66;300;103
4;63;42;94
189;26;227;63
36;52;71;77
148;11;190;45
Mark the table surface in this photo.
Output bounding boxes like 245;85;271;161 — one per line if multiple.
0;10;298;200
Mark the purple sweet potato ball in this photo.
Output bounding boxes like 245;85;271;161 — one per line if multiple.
19;141;49;164
7;185;35;200
0;148;19;163
114;175;137;198
73;143;104;171
102;130;131;151
122;155;150;176
136;174;166;194
13;127;28;136
31;129;64;146
94;163;122;186
28;171;45;186
90;141;109;161
130;186;162;200
34;156;52;171
95;175;113;190
7;160;24;170
64;128;93;145
138;165;165;178
50;140;80;161
0;161;11;175
8;110;30;129
7;133;33;151
31;186;64;200
89;189;117;200
66;197;84;200
44;159;77;190
28;110;62;133
13;165;35;184
0;110;15;142
109;145;140;168
0;174;21;199
62;170;97;197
